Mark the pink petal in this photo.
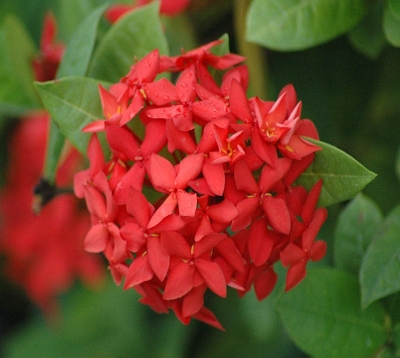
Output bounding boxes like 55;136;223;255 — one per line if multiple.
160;231;191;258
207;199;238;224
202;159;225;196
177;190;197;217
285;261;307;291
148;153;176;192
251;130;278;168
143;78;178;105
195;233;227;257
195;259;227;297
254;268;277;300
120;223;146;252
182;285;207;318
216;238;245;273
163;262;194;300
280;243;305;267
165;119;197;153
123;255;153;289
147;193;178;229
84;224;108;252
147;235;170;282
126;188;151;229
231;197;259;232
175;153;204;188
262;196;291;235
248;219;273;266
229;79;253;123
233;159;258;194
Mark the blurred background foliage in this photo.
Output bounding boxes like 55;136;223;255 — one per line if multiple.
1;0;400;357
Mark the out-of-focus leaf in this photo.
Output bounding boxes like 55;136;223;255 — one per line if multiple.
276;267;387;358
4;278;187;358
57;0;109;40
334;193;383;275
246;0;367;51
384;3;400;47
348;2;387;60
0;14;38;114
34;76;109;155
57;4;107;78
360;204;400;308
389;0;400;20
88;2;168;82
163;13;197;56
296;139;377;207
43;4;108;181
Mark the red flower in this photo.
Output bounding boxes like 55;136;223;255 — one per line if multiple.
0;113;103;314
73;39;328;329
105;0;191;23
32;12;64;82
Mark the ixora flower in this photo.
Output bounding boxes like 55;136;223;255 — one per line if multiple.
0;113;104;314
105;0;191;23
75;40;326;329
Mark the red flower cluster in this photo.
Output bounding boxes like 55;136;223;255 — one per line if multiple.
31;12;64;82
75;40;328;329
0;113;104;314
105;0;190;23
0;13;103;314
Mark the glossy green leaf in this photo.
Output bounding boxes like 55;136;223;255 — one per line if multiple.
43;4;108;181
57;4;107;78
296;139;377;207
276;267;387;358
389;0;400;20
0;14;38;114
34;76;109;155
57;0;109;40
360;204;400;309
88;2;168;83
384;3;400;47
348;3;387;60
246;0;367;51
334;194;383;275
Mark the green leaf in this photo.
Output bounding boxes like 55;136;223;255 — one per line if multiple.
276;267;387;358
57;3;108;78
348;2;387;60
34;76;109;155
396;144;400;183
384;3;400;47
43;4;108;182
389;0;400;20
296;139;377;207
4;278;187;358
57;0;110;40
88;2;169;83
334;194;383;275
0;14;38;113
246;0;367;51
360;204;400;308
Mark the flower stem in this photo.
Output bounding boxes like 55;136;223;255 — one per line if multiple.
233;0;269;99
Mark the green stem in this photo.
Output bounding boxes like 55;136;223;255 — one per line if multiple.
233;0;269;99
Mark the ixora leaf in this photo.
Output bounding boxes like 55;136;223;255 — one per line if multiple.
43;4;108;181
348;2;387;60
57;3;107;78
360;204;400;309
383;3;400;47
246;0;367;51
34;76;109;155
334;193;383;275
88;2;168;83
296;139;376;207
0;14;38;114
276;267;387;358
